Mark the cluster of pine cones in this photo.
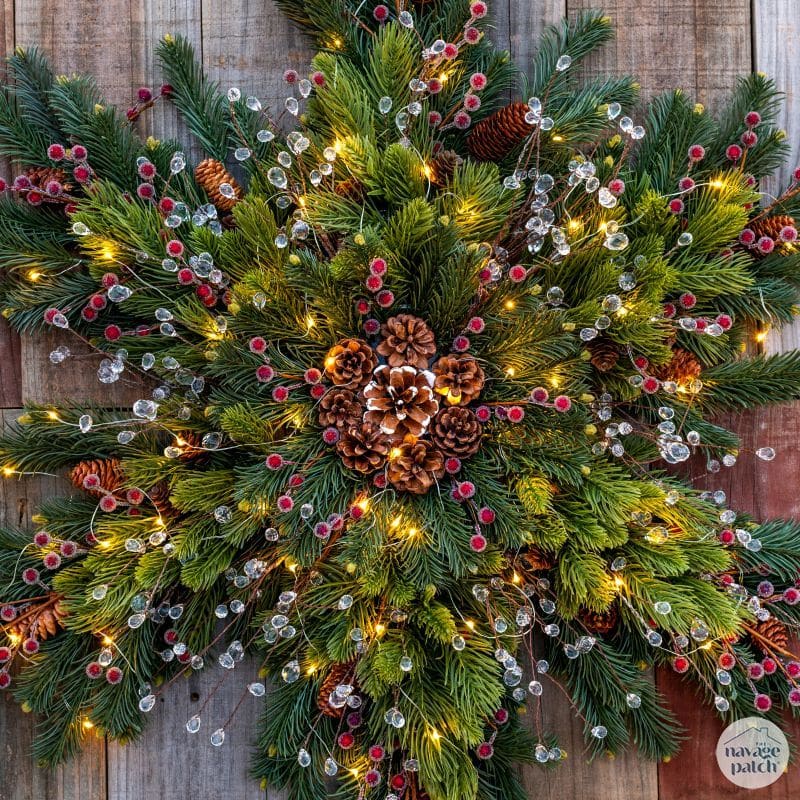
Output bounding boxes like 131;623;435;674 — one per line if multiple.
320;315;485;494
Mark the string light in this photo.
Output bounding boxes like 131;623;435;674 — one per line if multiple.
389;447;402;460
27;269;42;282
1;466;14;477
505;367;516;377
465;620;475;631
504;299;516;310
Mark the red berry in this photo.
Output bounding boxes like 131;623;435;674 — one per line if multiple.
23;637;39;654
0;671;10;689
726;144;743;161
509;264;527;282
470;1;488;18
376;290;394;307
288;474;304;488
33;530;51;547
478;506;496;524
475;405;492;421
0;606;16;622
553;395;572;412
695;317;708;332
249;336;267;353
310;384;326;399
678;176;695;192
137;86;153;102
365;769;381;787
158;197;176;214
715;313;733;330
718;652;736;670
427;79;443;95
453;110;471;130
256;365;275;382
311;71;325;87
369;257;387;275
73;165;91;183
458;481;476;498
780;225;798;242
283;69;298;84
0;178;6;192
22;567;39;584
444;457;461;474
443;42;459;59
687;144;706;161
754;693;772;712
530;387;549;404
47;143;66;161
45;180;62;195
679;292;696;309
507;406;524;423
350;504;365;520
166;239;185;258
277;495;294;512
0;647;11;663
494;707;509;724
464;26;481;44
470;533;487;552
641;376;660;394
784;587;800;605
164;629;179;645
89;294;107;310
42;552;61;569
469;73;487;92
476;742;494;760
272;386;290;402
86;661;103;679
177;268;194;285
762;657;777;675
787;661;800;677
356;298;370;315
747;662;764;680
719;529;735;545
668;198;684;214
633;355;649;370
468;316;485;333
390;775;406;791
26;190;43;206
60;540;78;557
138;161;156;180
365;274;383;293
757;236;775;254
81;306;98;322
266;453;284;470
464;94;481;112
672;656;690;673
106;666;124;684
304;368;322;384
338;732;355;749
373;473;387;488
453;335;470;352
741;130;758;147
373;4;389;21
71;145;88;161
99;495;118;513
608;178;625;195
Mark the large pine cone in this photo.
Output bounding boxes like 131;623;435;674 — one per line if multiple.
387;437;445;495
318;388;363;429
578;605;619;635
336;422;389;473
376;314;437;369
9;593;68;641
467;102;531;162
750;214;795;248
429;149;463;187
194;158;241;212
317;660;358;718
587;337;621;372
70;458;125;495
650;347;702;384
364;365;439;437
752;616;790;655
432;354;485;405
429;407;481;458
324;339;378;389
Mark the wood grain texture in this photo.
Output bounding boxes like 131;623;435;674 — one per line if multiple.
493;0;565;74
0;409;106;800
753;2;800;355
566;0;751;110
107;660;268;800
15;0;202;406
520;679;659;800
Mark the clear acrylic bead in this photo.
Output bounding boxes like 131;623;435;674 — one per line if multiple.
186;715;201;733
210;728;225;747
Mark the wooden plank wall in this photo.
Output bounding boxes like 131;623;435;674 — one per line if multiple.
1;1;800;799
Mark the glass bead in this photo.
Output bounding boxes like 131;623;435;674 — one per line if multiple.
138;694;156;712
555;54;572;71
186;715;201;733
281;660;300;683
756;447;776;461
298;748;311;767
626;693;641;709
528;680;543;696
210;728;225;747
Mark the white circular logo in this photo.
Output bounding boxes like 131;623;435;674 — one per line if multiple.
716;717;789;789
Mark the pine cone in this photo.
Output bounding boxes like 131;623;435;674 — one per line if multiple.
149;481;178;519
194;158;241;212
750;214;795;248
752;616;790;655
70;458;125;496
317;661;358;718
364;366;439;437
177;431;210;463
336;422;389;473
429;149;463;187
429;406;481;458
467;102;531;162
587;337;621;372
650;347;702;384
387;437;445;495
432;354;485;405
318;388;363;429
334;176;364;202
521;548;554;572
24;167;72;201
377;314;437;369
324;339;378;389
578;605;619;635
9;593;68;641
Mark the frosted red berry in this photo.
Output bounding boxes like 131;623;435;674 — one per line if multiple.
530;387;549;404
266;454;285;470
33;530;51;547
672;656;690;673
277;495;294;513
338;732;355;749
86;661;103;679
468;316;485;333
256;365;275;382
745;111;762;127
464;94;481;112
43;552;61;569
453;335;470;352
679;292;696;309
373;4;389;21
741;130;758;147
22;567;39;584
469;72;487;91
106;666;124;684
754;693;772;712
0;647;11;663
283;69;298;84
177;268;194;284
272;386;290;402
726;144;743;161
60;541;78;557
369;257;387;275
364;318;381;335
454;111;472;130
365;274;383;292
747;662;764;680
478;506;495;524
464;26;481;44
428;111;443;127
719;528;735;544
470;1;488;17
47;143;66;161
444;457;461;474
715;313;733;330
458;481;476;498
443;43;459;59
678;176;695;192
553;395;572;411
668;198;684;215
641;376;660;394
249;336;267;353
0;671;10;689
376;290;394;307
507;406;525;423
757;236;775;254
470;533;487;552
73;165;91;183
166;240;185;257
476;742;494;760
99;495;118;513
687;144;705;161
718;652;736;670
311;71;325;87
23;638;40;654
608;178;625;195
71;144;88;161
508;264;527;282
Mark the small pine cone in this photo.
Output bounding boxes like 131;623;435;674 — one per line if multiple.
318;388;363;429
177;431;209;463
334;176;364;202
364;365;439;438
194;158;241;212
317;661;358;718
467;102;531;162
324;339;378;389
336;422;390;474
387;437;445;495
650;347;702;384
587;337;621;372
752;616;789;654
10;593;67;641
149;481;178;518
24;166;73;200
578;605;619;636
432;354;485;406
750;214;795;247
521;548;554;572
429;149;463;187
429;407;482;458
70;458;125;496
377;314;437;369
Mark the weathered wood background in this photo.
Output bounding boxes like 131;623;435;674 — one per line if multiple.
1;1;800;798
